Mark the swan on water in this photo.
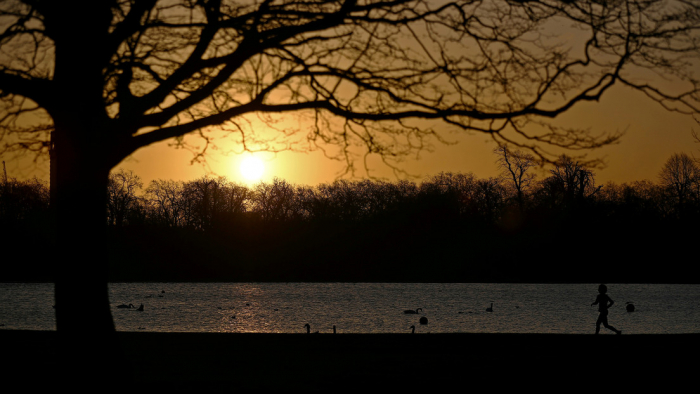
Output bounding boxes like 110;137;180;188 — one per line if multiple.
404;308;423;314
117;303;135;309
410;325;416;334
486;303;493;312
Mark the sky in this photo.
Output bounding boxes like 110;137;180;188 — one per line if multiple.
3;4;698;189
101;4;699;189
103;81;698;189
3;76;697;189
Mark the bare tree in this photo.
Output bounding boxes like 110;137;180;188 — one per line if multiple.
251;177;298;221
106;169;143;227
418;171;478;219
495;146;537;211
549;155;600;208
472;177;506;222
178;176;250;229
145;179;186;227
315;179;370;221
0;174;49;222
659;152;700;211
1;0;699;382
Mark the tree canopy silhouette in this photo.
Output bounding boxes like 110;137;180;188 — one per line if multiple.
659;152;700;213
1;0;700;385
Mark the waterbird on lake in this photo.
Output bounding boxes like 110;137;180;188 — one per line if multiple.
410;325;415;334
486;303;493;312
404;308;423;314
117;303;135;309
304;323;318;334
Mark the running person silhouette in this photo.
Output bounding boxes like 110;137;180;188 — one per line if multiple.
591;284;621;335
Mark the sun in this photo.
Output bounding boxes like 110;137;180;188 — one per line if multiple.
239;155;265;182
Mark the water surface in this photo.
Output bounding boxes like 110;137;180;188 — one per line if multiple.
1;282;697;334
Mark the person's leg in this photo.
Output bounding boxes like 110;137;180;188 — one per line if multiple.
603;321;620;334
601;312;621;334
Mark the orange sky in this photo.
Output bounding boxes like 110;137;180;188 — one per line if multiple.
104;5;694;189
104;82;698;189
3;81;696;189
3;4;698;189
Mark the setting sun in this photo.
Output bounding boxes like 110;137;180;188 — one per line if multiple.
240;155;265;182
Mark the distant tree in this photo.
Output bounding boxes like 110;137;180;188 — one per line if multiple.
472;177;506;223
251;178;298;222
364;179;419;219
548;156;600;209
216;180;252;224
315;180;369;221
494;146;537;212
595;181;665;221
106;169;143;227
419;172;478;219
180;177;217;230
627;180;669;218
352;179;396;219
659;152;700;213
1;0;699;383
0;175;49;223
145;179;186;227
180;176;250;230
596;181;626;212
293;184;318;220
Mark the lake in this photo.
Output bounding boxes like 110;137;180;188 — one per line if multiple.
1;282;698;334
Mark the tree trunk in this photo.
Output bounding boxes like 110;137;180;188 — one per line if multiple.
50;128;128;388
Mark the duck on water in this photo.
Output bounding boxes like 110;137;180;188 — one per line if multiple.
116;303;144;311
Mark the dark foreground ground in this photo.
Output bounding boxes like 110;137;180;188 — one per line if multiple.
2;330;698;392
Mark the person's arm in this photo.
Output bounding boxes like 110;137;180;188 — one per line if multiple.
608;298;614;308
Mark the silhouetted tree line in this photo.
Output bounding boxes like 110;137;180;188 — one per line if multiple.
2;152;699;283
0;162;52;267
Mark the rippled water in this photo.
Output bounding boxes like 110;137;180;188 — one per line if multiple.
1;283;698;334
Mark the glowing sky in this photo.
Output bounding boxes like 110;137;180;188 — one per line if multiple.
103;82;698;188
2;3;698;189
2;80;695;188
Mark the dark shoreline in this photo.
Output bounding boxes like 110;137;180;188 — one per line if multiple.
2;330;697;391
